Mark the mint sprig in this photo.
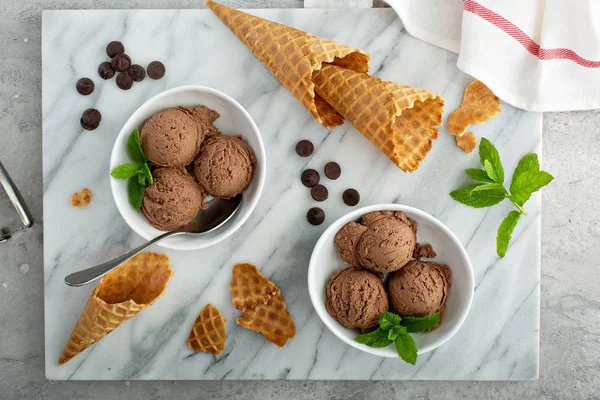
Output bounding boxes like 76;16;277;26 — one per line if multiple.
111;128;153;212
355;311;440;365
450;137;554;257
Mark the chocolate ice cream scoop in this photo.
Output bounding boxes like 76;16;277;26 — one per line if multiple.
140;107;204;167
193;135;256;199
326;268;388;331
334;221;368;267
356;211;417;273
141;168;207;231
387;261;451;329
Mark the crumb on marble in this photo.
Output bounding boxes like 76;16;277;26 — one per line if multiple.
70;188;92;208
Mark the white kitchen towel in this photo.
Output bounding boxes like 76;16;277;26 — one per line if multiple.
306;0;600;112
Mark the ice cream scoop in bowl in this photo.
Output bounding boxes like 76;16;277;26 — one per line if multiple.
109;85;266;251
308;204;474;358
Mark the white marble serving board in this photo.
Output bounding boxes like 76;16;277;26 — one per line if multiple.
42;8;541;380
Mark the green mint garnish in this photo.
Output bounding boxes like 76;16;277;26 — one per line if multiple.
450;137;554;258
355;311;440;365
111;128;154;212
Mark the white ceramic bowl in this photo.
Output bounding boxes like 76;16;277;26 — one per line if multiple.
308;204;473;358
110;85;266;251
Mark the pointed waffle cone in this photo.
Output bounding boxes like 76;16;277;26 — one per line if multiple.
187;303;227;355
237;291;296;348
58;252;173;366
230;263;279;312
206;0;370;128
312;64;444;172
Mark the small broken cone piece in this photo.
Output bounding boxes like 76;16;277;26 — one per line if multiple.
312;64;444;172
187;303;227;355
70;188;92;208
448;80;500;137
456;132;478;153
58;252;173;365
229;263;296;347
206;0;370;129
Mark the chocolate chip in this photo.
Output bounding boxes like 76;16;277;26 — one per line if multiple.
76;78;94;95
311;184;328;202
127;64;146;82
295;140;314;157
342;188;360;206
301;169;320;187
80;108;101;131
147;61;165;80
98;62;115;80
307;207;325;225
111;53;131;72
106;41;125;58
324;162;341;180
116;73;133;90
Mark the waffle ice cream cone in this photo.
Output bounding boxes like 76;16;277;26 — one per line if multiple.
187;303;227;355
312;64;444;172
58;252;173;366
206;0;370;128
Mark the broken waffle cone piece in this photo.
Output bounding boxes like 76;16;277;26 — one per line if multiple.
230;262;279;311
237;291;296;348
448;80;500;137
456;132;478;153
187;303;227;355
206;0;370;129
229;263;295;347
58;252;173;365
312;64;444;172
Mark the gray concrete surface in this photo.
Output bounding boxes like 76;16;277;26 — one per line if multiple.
1;0;599;399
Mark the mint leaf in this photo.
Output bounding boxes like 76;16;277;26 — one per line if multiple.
355;328;393;348
511;153;539;183
388;325;406;341
450;184;506;208
400;313;441;333
128;177;146;212
127;128;147;164
379;311;402;331
510;170;554;206
465;168;494;183
142;163;154;185
496;210;521;257
111;164;142;179
479;138;504;183
137;172;147;186
470;182;504;193
394;333;418;365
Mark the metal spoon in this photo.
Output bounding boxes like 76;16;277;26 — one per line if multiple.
64;194;243;287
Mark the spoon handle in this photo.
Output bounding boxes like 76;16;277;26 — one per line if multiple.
64;230;178;287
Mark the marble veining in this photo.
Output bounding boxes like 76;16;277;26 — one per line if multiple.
42;8;540;380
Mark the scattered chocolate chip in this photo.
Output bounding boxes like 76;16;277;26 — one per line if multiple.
342;188;360;206
98;62;115;80
311;184;328;202
295;140;314;157
80;108;101;131
127;64;146;82
147;61;165;79
413;243;437;259
307;207;325;225
324;162;341;180
76;78;94;95
106;41;125;58
116;72;133;90
301;169;320;187
111;53;131;72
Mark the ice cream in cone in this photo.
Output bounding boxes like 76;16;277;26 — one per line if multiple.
58;252;173;365
206;0;370;128
312;64;444;172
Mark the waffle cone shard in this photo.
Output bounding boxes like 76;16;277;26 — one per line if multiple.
58;252;173;366
312;64;444;172
230;263;279;311
187;303;227;355
207;0;370;128
448;80;500;137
